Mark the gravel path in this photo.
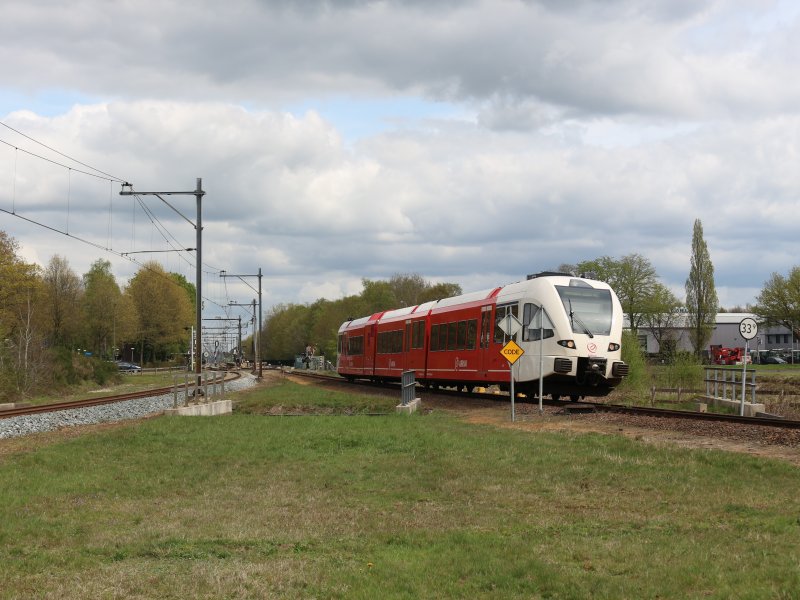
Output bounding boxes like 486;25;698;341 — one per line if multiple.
0;374;259;440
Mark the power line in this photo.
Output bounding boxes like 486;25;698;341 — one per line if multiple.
0;120;126;182
0;136;122;184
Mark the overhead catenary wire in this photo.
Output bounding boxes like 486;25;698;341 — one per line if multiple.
1;122;245;318
0;120;127;182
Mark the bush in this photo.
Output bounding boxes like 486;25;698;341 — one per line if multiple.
617;329;650;397
657;351;703;389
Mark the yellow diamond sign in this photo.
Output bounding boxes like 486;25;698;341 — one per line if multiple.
500;340;524;365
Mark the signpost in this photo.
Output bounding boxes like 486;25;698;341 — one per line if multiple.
739;318;758;416
498;314;523;421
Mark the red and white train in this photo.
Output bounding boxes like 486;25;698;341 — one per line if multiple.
337;273;629;399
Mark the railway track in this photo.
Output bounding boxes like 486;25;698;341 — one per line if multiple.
283;369;800;430
0;370;242;420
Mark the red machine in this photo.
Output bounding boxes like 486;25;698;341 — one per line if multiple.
710;345;748;365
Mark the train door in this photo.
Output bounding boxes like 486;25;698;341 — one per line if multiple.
478;305;493;381
489;302;519;384
364;322;377;376
404;319;426;374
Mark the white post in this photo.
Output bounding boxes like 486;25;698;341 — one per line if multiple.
510;360;515;422
539;311;544;414
740;339;749;416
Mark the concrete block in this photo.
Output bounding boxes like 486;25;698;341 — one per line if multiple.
699;396;765;417
396;398;421;414
694;402;707;413
165;399;232;417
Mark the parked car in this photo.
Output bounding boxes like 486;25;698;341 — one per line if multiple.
762;356;787;364
116;361;142;372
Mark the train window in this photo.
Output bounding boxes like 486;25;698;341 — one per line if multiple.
430;324;440;352
466;319;477;350
438;324;448;351
456;321;467;350
405;323;411;352
494;303;519;344
412;320;425;349
555;285;612;336
348;336;363;355
447;322;458;351
523;303;554;341
394;330;403;353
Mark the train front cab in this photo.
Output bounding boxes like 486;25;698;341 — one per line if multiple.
504;276;628;398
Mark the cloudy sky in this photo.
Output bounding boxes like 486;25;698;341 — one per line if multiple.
2;0;799;324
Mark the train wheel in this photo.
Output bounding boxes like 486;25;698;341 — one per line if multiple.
569;395;579;402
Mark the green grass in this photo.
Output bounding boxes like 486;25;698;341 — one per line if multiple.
1;382;800;598
234;376;398;414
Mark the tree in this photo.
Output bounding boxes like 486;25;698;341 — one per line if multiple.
83;259;138;358
42;255;83;348
360;278;397;314
0;231;46;400
419;282;462;303
685;219;718;358
640;283;683;359
126;262;193;363
169;272;197;313
752;267;800;340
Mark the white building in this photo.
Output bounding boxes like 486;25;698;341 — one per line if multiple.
632;313;798;359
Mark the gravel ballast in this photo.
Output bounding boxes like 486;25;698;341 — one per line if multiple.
0;374;259;440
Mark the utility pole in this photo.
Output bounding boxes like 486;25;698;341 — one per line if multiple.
229;299;259;372
120;178;205;392
221;268;263;377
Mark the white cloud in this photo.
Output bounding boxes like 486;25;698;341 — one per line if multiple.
3;0;800;317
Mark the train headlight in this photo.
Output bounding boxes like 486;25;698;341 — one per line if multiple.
557;340;576;349
607;343;620;352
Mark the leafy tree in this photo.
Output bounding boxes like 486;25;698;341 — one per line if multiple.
127;261;193;363
82;259;139;359
360;278;397;314
42;255;83;348
170;272;197;313
419;282;462;303
259;273;462;362
387;273;427;307
0;231;46;400
640;283;683;360
685;219;718;358
752;267;800;340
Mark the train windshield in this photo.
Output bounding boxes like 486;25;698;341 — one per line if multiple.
555;286;613;336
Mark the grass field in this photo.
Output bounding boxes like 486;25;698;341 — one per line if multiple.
1;378;799;598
